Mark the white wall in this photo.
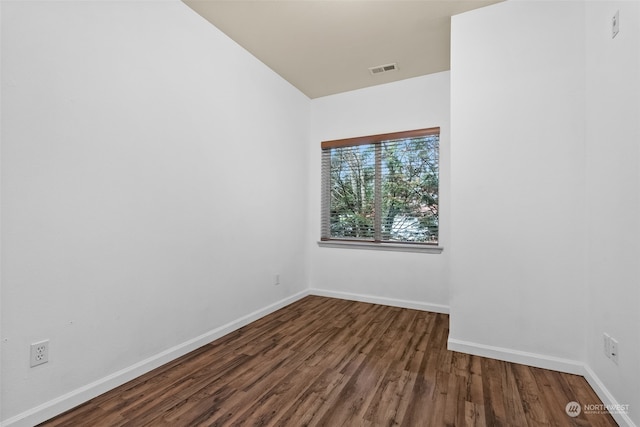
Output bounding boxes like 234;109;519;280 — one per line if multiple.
449;1;587;367
3;0;638;425
451;1;639;425
585;1;640;425
307;73;450;312
0;1;309;424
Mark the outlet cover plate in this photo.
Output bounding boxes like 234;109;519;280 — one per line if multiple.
30;340;49;367
603;333;611;358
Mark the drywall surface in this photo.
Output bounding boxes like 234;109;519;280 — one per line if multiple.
308;73;450;311
585;1;640;425
1;0;309;423
451;1;639;423
450;1;587;363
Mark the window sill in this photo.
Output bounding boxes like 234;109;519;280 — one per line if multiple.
317;240;443;254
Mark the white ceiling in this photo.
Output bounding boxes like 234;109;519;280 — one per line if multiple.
183;0;503;99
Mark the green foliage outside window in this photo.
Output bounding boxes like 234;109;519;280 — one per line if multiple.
322;129;439;244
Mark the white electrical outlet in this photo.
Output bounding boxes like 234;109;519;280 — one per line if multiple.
610;337;619;364
603;333;611;358
603;333;620;364
30;340;49;367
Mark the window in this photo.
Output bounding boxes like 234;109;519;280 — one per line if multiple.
321;127;440;247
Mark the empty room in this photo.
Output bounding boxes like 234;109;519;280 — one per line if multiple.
1;0;638;426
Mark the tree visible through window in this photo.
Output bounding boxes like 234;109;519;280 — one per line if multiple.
321;128;439;245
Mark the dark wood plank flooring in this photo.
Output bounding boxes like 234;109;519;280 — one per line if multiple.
40;296;618;426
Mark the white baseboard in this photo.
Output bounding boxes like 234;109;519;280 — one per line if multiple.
309;288;449;314
583;365;637;427
448;337;637;427
447;337;585;375
1;290;310;427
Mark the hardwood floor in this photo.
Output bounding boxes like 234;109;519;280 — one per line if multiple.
40;296;618;427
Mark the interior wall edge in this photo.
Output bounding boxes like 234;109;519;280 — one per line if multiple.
583;365;637;427
0;290;310;427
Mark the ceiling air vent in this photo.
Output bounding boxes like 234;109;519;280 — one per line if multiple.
368;63;398;76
